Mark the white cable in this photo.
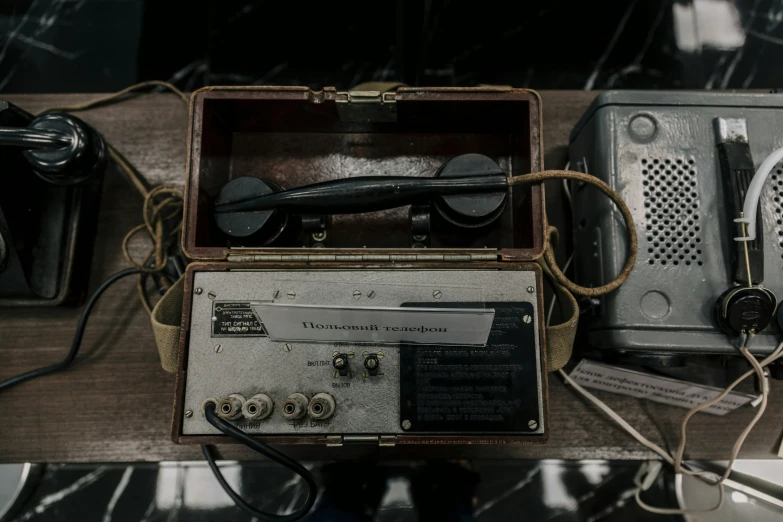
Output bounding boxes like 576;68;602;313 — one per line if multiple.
558;368;675;464
546;253;574;326
558;341;783;516
552;155;780;514
735;145;783;241
546;171;575;327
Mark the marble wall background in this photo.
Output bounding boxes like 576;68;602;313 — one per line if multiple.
1;0;783;92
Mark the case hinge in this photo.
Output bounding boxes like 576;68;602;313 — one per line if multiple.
336;90;397;123
227;253;499;263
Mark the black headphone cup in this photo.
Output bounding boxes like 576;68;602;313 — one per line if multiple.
715;286;778;337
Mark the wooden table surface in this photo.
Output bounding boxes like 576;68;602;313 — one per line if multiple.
1;91;781;463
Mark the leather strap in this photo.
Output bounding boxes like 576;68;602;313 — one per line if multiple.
150;275;184;373
539;255;580;372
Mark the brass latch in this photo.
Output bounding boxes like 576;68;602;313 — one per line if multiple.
335;90;397;123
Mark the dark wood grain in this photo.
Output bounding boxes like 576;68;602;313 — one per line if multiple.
0;92;781;463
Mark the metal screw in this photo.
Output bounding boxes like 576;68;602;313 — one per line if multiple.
214;344;223;353
402;420;412;430
377;351;384;359
412;234;427;242
523;315;532;324
432;290;442;299
528;420;538;430
353;290;362;299
312;231;326;241
273;290;280;298
207;291;216;300
287;291;296;299
367;290;376;299
365;357;378;369
194;288;203;295
334;357;346;369
284;343;292;352
185;410;193;418
527;286;535;294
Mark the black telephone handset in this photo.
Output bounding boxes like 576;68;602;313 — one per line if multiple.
212;153;510;246
0;110;105;185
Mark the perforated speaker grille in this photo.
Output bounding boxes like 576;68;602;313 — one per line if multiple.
773;165;783;260
642;157;703;266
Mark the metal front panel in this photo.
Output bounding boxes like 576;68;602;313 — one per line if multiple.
570;92;783;354
182;269;543;436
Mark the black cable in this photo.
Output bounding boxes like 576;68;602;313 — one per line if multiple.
202;404;317;521
0;268;142;392
0;126;70;149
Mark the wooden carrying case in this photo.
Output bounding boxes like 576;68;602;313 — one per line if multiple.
173;86;549;446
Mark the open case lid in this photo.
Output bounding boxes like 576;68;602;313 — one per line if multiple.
182;86;546;263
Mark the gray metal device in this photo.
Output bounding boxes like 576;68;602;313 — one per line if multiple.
569;91;783;356
180;269;546;444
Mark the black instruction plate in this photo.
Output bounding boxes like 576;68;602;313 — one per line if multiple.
399;302;541;434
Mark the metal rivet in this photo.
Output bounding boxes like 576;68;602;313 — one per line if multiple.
528;420;538;430
273;290;280;298
284;343;292;352
214;344;223;353
185;410;193;418
287;291;296;299
194;288;203;295
402;420;412;430
527;286;535;293
207;291;216;300
367;290;376;299
353;290;362;299
523;315;532;324
432;290;442;299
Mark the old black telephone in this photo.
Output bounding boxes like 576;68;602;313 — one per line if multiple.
0;101;106;306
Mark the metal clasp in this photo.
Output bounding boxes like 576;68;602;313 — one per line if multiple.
335;90;397;123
